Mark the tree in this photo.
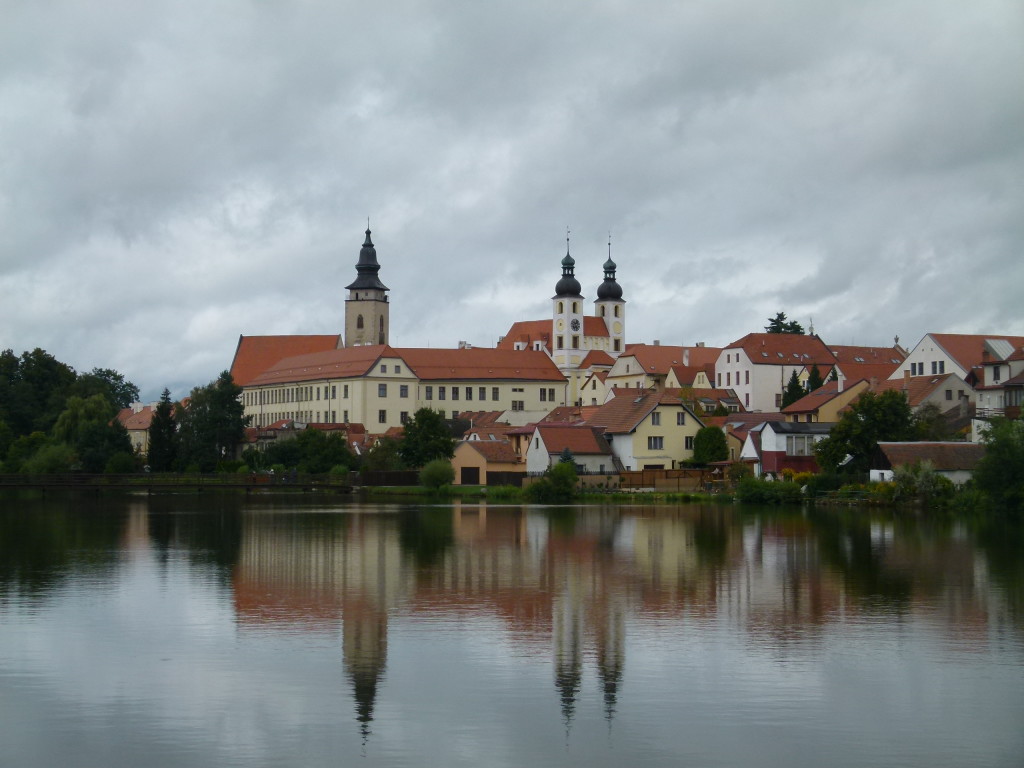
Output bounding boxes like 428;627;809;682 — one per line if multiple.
913;402;955;441
781;370;806;408
525;461;578;503
399;408;455;468
72;368;140;410
973;418;1024;518
765;312;804;335
419;459;454;489
0;348;77;437
176;371;249;472
53;394;115;444
807;365;825;392
362;436;405;472
814;389;915;474
558;447;576;464
76;420;134;473
692;426;728;464
147;389;179;471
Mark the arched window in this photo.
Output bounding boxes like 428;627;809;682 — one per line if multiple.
356;315;364;329
600;306;605;317
557;301;563;314
614;305;620;318
573;301;579;313
378;317;385;344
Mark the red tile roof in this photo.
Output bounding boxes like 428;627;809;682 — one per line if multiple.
496;320;551;352
534;424;612;455
835;362;902;383
461;440;522;464
115;406;155;431
623;344;722;374
585;389;696;434
828;345;906;365
248;345;390;386
929;334;1024;372
541;405;599;424
583;316;610;337
669;364;716;386
399;347;565;382
782;381;848;414
579;350;615;368
230;334;341;386
871;374;959;407
726;333;836;366
878;442;984;471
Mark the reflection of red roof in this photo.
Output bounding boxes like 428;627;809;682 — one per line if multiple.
230;334;341;386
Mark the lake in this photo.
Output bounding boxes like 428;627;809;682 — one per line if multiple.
1;494;1022;767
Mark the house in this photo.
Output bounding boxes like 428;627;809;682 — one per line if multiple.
872;442;986;486
741;421;834;477
702;413;788;462
782;379;871;423
452;440;524;486
604;343;721;391
973;343;1024;421
114;403;157;456
891;333;1024;387
585;389;704;470
871;372;975;414
524;424;614;474
716;333;837;413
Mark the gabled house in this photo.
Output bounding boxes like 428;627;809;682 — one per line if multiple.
114;403;157;456
741;421;834;477
702;412;789;462
452;440;524;485
716;333;837;413
585;389;704;470
782;379;871;423
525;424;615;474
891;333;1024;387
872;442;986;486
604;344;721;391
871;372;975;414
974;343;1024;421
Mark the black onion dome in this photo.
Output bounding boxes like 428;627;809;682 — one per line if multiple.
345;229;389;292
554;250;583;297
596;256;623;300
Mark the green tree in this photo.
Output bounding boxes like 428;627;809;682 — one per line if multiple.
22;443;76;474
525;461;578;503
781;370;806;408
399;408;455;468
0;348;77;437
176;371;249;472
291;428;356;474
362;436;405;472
558;447;575;464
913;402;955;441
419;458;455;489
76;420;134;473
692;426;728;464
765;312;804;334
4;431;51;473
814;389;915;474
71;368;140;410
807;364;825;392
52;394;115;444
147;389;179;471
973;418;1024;518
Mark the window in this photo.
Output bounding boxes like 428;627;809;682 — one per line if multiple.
357;315;364;329
316;387;321;400
745;393;750;407
548;388;555;402
775;393;783;407
572;336;579;349
994;366;1001;382
614;339;621;351
400;384;409;398
651;411;661;426
685;436;694;450
331;411;336;422
331;386;337;398
479;387;486;401
380;365;387;373
945;389;952;400
535;437;540;449
938;361;945;374
786;435;814;456
573;301;579;313
614;305;620;317
425;386;433;400
378;410;387;424
439;386;446;400
745;371;749;385
557;336;564;349
395;365;401;374
726;372;731;386
931;361;937;375
647;436;664;450
400;411;409;424
378;383;387;397
676;412;686;425
717;373;722;386
465;387;472;401
343;384;349;398
343;410;349;422
511;401;524;411
452;411;458;420
452;387;459;401
492;387;500;401
540;388;547;402
557;301;564;314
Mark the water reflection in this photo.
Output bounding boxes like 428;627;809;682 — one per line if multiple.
1;497;1023;768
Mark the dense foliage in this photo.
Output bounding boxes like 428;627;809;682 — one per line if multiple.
814;389;915;474
692;426;728;464
176;371;249;472
399;408;455;468
973;418;1024;518
419;459;455;489
245;427;357;474
525;462;578;503
764;312;804;334
147;389;179;471
781;370;806;408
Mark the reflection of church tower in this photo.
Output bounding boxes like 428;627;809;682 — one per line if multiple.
553;586;584;730
343;605;388;739
343;228;390;348
594;239;625;357
551;235;584;372
594;600;625;722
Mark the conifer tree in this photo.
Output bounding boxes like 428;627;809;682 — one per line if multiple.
781;370;806;408
147;389;178;471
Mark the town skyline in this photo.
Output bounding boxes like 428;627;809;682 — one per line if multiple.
3;1;1022;402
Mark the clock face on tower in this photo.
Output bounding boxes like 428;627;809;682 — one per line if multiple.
570;319;581;332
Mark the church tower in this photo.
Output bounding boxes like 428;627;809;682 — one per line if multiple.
551;236;584;371
594;240;625;356
343;228;389;348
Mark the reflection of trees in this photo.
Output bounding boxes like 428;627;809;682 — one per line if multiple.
146;495;243;570
0;498;125;597
975;519;1024;628
397;506;453;570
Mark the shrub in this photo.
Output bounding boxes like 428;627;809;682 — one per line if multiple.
419;459;455;489
792;471;814;487
23;443;76;474
736;477;802;504
526;462;578;503
781;468;795;482
104;452;137;474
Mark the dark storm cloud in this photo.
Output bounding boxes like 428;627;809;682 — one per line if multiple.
1;0;1022;398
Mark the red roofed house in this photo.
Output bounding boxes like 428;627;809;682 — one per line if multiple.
872;442;986;486
114;403;157;456
972;341;1024;428
525;424;615;474
585;389;704;470
606;343;721;391
716;333;838;413
782;379;871;423
891;333;1024;387
451;440;524;485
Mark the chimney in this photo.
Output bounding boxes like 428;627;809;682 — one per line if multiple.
870;376;879;391
903;369;910;392
653;340;660;346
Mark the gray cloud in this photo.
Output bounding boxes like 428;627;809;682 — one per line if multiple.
2;0;1022;399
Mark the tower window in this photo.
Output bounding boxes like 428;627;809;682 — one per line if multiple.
573;301;579;313
614;306;620;317
356;315;364;329
557;301;564;314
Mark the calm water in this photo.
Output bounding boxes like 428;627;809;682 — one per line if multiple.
1;495;1023;768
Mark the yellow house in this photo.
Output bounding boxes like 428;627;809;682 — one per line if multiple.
782;379;871;423
586;389;704;470
451;440;524;486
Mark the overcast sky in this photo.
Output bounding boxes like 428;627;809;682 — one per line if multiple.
2;0;1022;400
